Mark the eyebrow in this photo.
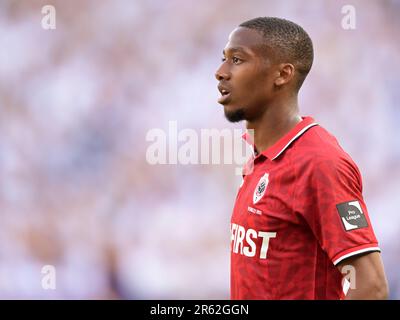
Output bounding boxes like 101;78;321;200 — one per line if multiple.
222;47;250;56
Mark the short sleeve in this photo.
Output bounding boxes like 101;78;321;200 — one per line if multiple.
294;155;380;265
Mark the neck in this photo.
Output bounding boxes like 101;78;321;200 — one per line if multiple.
246;96;301;154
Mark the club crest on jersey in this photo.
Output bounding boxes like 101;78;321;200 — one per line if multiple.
253;173;269;204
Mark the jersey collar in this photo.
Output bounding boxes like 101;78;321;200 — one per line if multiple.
243;116;318;161
263;116;318;160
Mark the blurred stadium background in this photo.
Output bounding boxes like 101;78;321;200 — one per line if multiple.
0;0;399;299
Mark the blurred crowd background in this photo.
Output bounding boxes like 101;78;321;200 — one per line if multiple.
0;0;399;299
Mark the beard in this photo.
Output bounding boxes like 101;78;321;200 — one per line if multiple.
224;108;245;123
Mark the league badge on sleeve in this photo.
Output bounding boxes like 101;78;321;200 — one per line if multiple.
336;200;369;231
253;173;269;204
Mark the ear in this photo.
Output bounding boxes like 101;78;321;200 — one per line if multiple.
274;63;295;87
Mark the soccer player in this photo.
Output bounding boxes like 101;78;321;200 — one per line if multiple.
215;17;388;299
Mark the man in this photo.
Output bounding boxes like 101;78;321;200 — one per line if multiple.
215;17;388;299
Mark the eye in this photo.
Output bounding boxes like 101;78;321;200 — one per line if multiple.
221;57;226;62
232;57;242;64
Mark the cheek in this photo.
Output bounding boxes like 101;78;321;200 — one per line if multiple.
241;73;272;100
231;64;273;103
239;64;271;89
235;70;262;93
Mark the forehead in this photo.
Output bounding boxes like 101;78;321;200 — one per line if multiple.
223;27;266;56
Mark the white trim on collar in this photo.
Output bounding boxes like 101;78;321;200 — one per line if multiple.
271;123;318;160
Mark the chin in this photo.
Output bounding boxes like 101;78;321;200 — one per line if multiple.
224;105;246;123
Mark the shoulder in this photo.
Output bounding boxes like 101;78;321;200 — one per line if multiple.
290;124;361;181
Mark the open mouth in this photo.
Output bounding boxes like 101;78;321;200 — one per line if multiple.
218;86;232;104
220;88;229;96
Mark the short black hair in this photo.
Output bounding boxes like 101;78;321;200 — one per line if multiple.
239;17;314;91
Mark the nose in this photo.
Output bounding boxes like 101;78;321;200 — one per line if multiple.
215;64;231;81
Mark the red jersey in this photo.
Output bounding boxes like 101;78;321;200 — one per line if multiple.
230;116;380;299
